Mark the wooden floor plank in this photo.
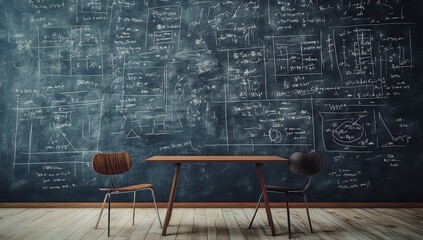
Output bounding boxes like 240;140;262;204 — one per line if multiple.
160;208;182;240
248;207;285;238
313;208;361;240
0;207;421;239
302;208;346;240
288;208;315;240
242;208;272;240
42;208;97;240
370;209;423;239
0;208;40;232
232;208;265;240
221;209;245;240
377;208;423;233
191;208;207;240
404;208;423;217
262;207;288;237
104;208;132;240
350;209;407;239
205;208;218;240
175;208;195;240
0;209;47;239
211;208;230;240
59;209;98;239
0;208;26;219
112;207;152;239
79;208;107;240
333;208;392;239
34;209;84;239
144;209;165;240
24;209;87;240
129;208;160;240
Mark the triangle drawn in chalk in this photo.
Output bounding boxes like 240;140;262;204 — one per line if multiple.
126;129;140;139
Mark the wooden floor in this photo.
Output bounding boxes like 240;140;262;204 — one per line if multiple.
0;207;422;239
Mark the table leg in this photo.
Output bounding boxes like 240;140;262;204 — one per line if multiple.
162;163;181;236
255;163;276;236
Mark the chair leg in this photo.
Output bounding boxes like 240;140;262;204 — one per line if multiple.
248;193;263;229
285;193;291;239
303;193;312;233
149;188;162;228
108;192;111;237
132;191;136;226
95;193;110;229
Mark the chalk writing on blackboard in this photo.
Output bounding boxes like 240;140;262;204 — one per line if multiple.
0;0;421;202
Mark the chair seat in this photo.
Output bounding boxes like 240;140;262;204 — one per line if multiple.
99;183;153;192
266;185;302;193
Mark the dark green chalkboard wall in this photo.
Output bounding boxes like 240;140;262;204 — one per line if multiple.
1;0;423;202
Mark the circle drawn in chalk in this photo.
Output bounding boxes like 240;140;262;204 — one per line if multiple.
332;121;364;143
268;128;283;143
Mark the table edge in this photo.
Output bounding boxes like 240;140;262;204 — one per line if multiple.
144;156;288;163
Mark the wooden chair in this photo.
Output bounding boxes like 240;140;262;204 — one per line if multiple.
92;152;162;236
248;152;324;238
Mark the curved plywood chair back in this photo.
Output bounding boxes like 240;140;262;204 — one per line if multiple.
92;152;132;176
288;152;324;176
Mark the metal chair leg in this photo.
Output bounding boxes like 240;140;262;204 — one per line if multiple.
149;188;162;228
95;193;110;229
132;191;136;226
248;193;263;229
303;193;312;233
108;192;111;237
285;193;291;239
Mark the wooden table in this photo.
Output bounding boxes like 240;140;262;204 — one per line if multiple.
145;156;288;236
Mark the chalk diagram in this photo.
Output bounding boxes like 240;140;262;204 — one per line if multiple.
13;100;103;172
271;34;323;77
320;111;375;153
320;110;411;152
38;26;103;78
145;5;182;51
332;118;365;144
377;112;411;148
209;100;315;150
266;128;283;143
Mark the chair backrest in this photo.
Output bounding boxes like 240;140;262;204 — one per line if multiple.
288;152;324;176
92;152;132;176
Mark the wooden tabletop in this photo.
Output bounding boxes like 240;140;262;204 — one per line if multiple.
145;155;288;164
